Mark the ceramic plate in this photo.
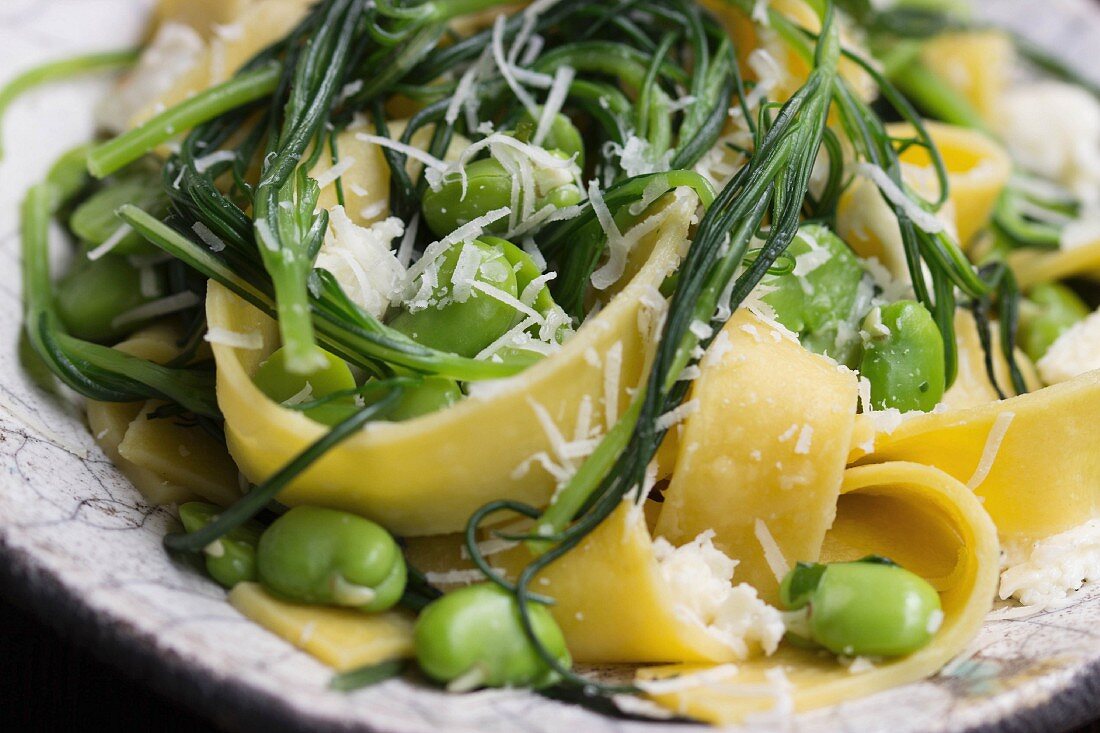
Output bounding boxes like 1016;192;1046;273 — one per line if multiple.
3;1;1100;731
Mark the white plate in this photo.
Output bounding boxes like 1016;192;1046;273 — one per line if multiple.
2;1;1100;731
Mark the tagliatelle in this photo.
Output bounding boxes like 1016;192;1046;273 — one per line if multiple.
207;193;695;536
637;461;999;724
852;371;1100;542
1010;238;1100;290
919;30;1016;125
654;310;858;604
132;0;315;127
942;309;1040;410
228;582;415;671
88;323;240;507
888;121;1011;246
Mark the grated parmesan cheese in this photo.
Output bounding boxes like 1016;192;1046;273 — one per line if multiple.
1037;308;1100;385
754;518;790;583
204;327;263;350
652;531;786;659
111;291;201;330
966;411;1014;490
1000;518;1100;609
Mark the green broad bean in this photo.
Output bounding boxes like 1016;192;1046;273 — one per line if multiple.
70;172;166;256
179;502;262;588
513;109;586;168
485;236;555;315
859;300;945;412
762;225;869;368
388;238;521;357
366;376;463;422
421;154;582;239
253;345;358;426
414;583;571;689
54;254;165;342
1018;282;1089;362
256;506;406;612
779;557;943;657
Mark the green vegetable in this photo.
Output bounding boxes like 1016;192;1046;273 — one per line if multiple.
253;345;358;426
1018;283;1089;362
179;502;262;588
70;170;166;256
382;377;462;421
762;224;869;367
388;238;521;357
513;109;586;168
256;505;406;612
859;300;945;412
54;254;165;343
414;583;570;689
421;153;582;239
779;558;943;657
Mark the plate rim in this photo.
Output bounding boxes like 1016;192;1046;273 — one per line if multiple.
4;525;1100;733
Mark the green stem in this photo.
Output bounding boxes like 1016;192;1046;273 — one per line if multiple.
87;63;280;178
0;49;138;160
120;206;527;381
887;59;990;133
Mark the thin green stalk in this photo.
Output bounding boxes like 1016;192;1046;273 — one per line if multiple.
22;151;218;414
164;386;403;554
0;48;138;160
87;63;280;178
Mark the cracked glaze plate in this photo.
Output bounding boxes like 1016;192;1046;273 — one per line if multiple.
2;1;1100;732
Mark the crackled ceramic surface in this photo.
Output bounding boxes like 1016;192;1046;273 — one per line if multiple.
2;1;1100;732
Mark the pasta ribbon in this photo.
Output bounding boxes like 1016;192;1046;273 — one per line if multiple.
153;0;255;39
132;0;315;128
919;30;1016;125
207;193;695;535
942;309;1040;410
228;582;414;671
889;121;1011;246
638;462;999;723
852;371;1100;542
837;121;1009;273
703;0;877;105
654;310;859;603
1010;239;1100;290
87;323;238;506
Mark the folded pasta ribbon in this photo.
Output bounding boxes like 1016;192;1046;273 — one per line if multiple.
852;370;1100;543
638;461;999;724
207;193;695;536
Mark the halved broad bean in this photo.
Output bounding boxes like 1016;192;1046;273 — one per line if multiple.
70;171;166;257
55;254;166;342
179;502;263;589
779;557;943;657
253;345;358;426
513;109;586;167
421;153;582;239
762;224;869;368
256;506;406;613
388;238;520;357
364;376;463;422
1018;282;1089;362
414;583;571;690
859;300;945;412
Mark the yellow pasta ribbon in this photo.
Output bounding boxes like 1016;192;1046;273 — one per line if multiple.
87;323;238;506
654;310;858;603
229;582;414;672
638;462;999;724
852;371;1100;543
919;30;1016;126
1010;240;1100;290
207;193;695;536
